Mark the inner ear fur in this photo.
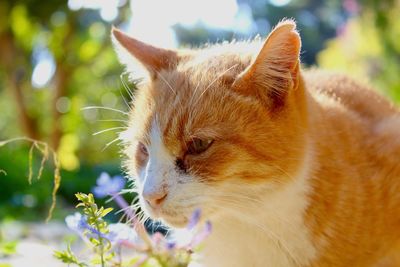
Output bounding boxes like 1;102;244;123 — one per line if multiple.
112;27;179;79
232;19;301;109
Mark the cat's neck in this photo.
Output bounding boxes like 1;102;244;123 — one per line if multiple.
300;73;400;266
194;140;318;267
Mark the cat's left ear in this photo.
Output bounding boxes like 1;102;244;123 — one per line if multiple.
232;19;301;109
112;27;179;79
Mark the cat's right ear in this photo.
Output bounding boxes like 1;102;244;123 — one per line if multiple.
232;19;301;110
112;27;179;79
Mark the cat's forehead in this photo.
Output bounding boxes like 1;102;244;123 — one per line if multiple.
180;43;256;77
129;42;262;150
138;41;260;103
153;45;256;99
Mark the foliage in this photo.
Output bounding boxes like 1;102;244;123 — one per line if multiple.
0;226;18;265
0;137;61;221
317;0;400;102
0;241;17;258
174;0;354;65
54;245;88;267
70;193;114;266
0;0;131;220
55;178;212;267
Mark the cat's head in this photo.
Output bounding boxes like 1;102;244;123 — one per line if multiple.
113;20;309;227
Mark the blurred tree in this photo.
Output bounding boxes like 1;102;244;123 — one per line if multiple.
174;0;352;65
0;0;137;175
0;0;130;150
0;0;132;219
318;0;400;101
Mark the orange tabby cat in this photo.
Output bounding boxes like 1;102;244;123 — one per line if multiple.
112;19;400;267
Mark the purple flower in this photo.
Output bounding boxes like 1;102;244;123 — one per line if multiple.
343;0;359;14
92;172;125;198
151;232;165;246
65;212;89;232
187;209;201;230
106;223;144;247
190;221;212;248
65;212;105;239
169;209;212;250
166;241;176;250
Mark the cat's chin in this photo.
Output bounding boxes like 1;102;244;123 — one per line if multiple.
143;206;190;228
160;216;189;228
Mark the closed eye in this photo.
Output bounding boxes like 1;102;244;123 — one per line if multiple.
187;138;214;155
138;141;148;155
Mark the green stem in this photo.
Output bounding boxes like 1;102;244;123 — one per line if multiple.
94;221;105;267
87;207;105;267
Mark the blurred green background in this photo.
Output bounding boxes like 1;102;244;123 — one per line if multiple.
0;0;399;222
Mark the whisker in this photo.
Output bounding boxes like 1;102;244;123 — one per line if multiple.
197;64;238;100
132;204;141;211
120;73;135;100
81;106;128;115
115;205;136;216
92;127;127;136
189;81;201;107
130;205;141;212
101;137;122;152
156;70;176;95
136;211;147;225
119;84;132;111
118;213;127;223
97;119;127;123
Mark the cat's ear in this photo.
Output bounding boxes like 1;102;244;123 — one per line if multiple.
112;27;179;79
232;19;301;109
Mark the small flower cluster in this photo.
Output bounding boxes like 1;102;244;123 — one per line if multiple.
54;173;212;267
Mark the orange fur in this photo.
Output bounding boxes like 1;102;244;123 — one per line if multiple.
113;20;400;267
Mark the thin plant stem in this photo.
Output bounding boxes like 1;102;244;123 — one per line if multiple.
0;136;61;222
111;194;152;248
87;205;106;267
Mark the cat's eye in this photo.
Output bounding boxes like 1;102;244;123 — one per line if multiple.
138;142;148;156
187;138;213;155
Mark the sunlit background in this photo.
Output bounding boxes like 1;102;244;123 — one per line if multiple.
0;0;399;264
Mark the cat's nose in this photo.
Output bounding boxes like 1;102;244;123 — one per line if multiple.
143;190;168;208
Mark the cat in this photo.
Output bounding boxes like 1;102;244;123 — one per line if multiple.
112;19;400;267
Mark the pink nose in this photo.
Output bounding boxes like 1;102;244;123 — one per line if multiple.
143;191;168;208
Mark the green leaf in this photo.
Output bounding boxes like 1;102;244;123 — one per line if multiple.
0;241;17;256
54;244;87;266
89;237;100;246
101;207;113;217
